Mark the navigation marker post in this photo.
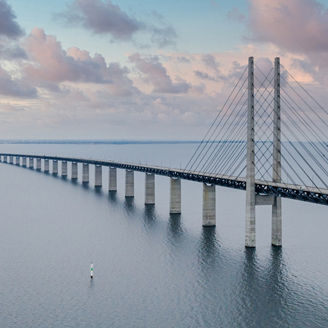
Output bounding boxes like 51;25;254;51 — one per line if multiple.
90;264;94;279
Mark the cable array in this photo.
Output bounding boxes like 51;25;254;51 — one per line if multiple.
185;61;328;192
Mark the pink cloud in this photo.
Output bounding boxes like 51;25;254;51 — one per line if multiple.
24;28;112;84
249;0;328;53
22;27;140;97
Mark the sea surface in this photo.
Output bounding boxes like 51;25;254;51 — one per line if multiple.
0;142;327;328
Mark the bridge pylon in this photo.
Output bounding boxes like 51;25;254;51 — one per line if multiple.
245;57;282;248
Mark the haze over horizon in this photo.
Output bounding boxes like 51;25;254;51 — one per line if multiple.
1;0;328;139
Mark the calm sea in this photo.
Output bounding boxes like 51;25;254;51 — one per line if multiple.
0;142;327;328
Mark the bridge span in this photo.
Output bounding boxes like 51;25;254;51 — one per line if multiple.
1;57;328;248
0;152;327;210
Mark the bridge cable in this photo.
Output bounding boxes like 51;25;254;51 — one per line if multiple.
184;65;248;171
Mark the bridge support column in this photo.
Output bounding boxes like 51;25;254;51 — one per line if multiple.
36;158;41;171
22;157;26;167
82;163;89;184
16;156;20;166
29;157;33;168
245;56;256;247
9;156;13;164
44;159;49;173
52;160;58;175
62;161;67;177
4;155;7;163
95;165;102;187
71;162;78;180
109;167;117;191
272;57;282;247
202;183;216;226
170;178;181;214
145;173;155;205
125;170;134;197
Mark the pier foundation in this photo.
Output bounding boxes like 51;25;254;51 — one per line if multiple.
170;178;181;214
61;161;67;177
95;165;102;187
36;158;41;171
44;159;49;173
109;167;117;191
202;183;216;226
52;160;58;175
82;163;89;183
71;162;78;180
145;173;155;205
125;170;134;197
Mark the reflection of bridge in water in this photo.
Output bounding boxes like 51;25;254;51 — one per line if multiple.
1;57;328;248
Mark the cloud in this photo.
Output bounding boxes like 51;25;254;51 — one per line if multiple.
248;0;328;54
0;66;37;98
59;0;176;47
246;0;328;85
0;42;27;59
194;70;217;82
227;8;246;22
63;0;142;40
0;0;24;39
129;53;190;94
23;27;137;94
150;25;177;48
24;28;109;83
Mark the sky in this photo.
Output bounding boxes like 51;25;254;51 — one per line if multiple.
1;0;328;139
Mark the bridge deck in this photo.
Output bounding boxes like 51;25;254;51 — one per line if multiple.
1;153;327;205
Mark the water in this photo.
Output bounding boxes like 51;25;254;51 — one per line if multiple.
0;143;327;328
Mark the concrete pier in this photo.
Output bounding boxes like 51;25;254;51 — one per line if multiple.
202;183;216;226
22;157;26;167
125;170;134;197
71;162;78;180
16;156;20;166
52;160;58;175
29;157;33;168
82;163;89;183
170;178;181;214
36;158;41;171
61;161;67;177
108;167;117;191
9;156;13;164
44;159;49;173
4;155;7;163
95;165;102;187
145;173;155;205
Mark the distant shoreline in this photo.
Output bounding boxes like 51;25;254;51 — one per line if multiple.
0;140;203;145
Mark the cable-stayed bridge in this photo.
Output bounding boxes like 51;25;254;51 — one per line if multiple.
1;57;327;248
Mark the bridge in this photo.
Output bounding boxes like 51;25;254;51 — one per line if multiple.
1;57;327;248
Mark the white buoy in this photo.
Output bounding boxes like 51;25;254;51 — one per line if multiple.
90;263;94;279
